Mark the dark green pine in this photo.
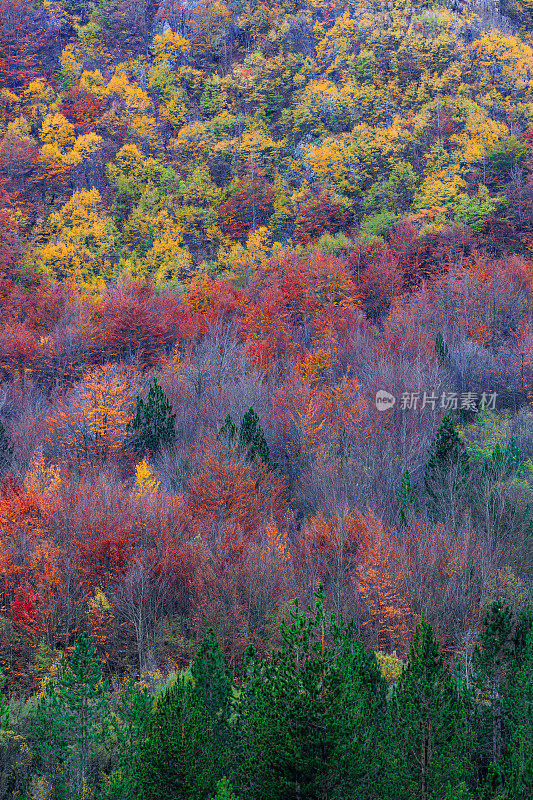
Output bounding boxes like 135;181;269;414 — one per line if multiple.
124;378;176;457
424;414;469;514
238;407;272;467
502;609;533;800
388;620;473;800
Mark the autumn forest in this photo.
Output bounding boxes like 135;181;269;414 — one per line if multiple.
0;0;531;796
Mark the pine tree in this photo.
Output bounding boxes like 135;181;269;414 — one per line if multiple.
388;620;473;800
473;598;514;767
238;408;271;466
424;415;469;521
124;379;176;457
35;632;109;798
138;675;191;800
139;630;232;800
503;614;533;800
236;586;386;800
191;627;231;717
398;469;419;526
0;420;13;476
215;776;240;800
102;677;152;799
435;332;451;368
217;408;275;468
0;667;9;729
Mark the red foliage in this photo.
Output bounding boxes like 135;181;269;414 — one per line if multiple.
91;282;182;366
10;583;39;634
61;85;106;133
218;176;275;240
293;189;351;245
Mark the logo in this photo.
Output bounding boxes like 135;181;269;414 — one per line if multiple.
375;390;396;411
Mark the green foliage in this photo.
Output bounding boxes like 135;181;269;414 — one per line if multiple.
0;421;13;477
503;612;533;799
236;586;387;800
454;188;495;233
34;632;109;798
424;415;470;518
238;407;272;467
217;408;274;468
214;776;240;800
138;629;232;800
124;379;176;457
397;469;419;526
487;137;529;181
387;620;473;800
0;668;9;729
101;678;152;799
361;210;397;238
435;332;450;367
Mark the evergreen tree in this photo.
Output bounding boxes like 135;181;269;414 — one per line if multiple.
435;333;451;368
138;675;191;800
139;629;232;800
101;677;152;799
238;407;272;466
215;776;240;800
0;667;9;729
424;415;469;521
34;633;109;798
473;599;514;767
387;620;473;800
190;627;231;717
236;586;386;800
217;408;275;468
503;614;533;800
398;469;419;527
124;379;176;457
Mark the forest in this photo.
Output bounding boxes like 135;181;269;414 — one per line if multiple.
0;0;531;795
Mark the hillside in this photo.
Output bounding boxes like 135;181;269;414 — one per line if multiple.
0;0;532;797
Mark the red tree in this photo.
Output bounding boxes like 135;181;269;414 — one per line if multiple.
218;176;275;240
61;85;106;133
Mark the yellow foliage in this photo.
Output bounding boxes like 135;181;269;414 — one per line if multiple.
152;29;191;64
63;132;103;166
375;650;405;685
37;189;118;283
223;226;271;286
473;31;533;97
135;459;160;496
89;587;111;613
39;112;75;150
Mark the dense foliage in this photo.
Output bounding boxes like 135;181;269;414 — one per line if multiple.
0;0;532;795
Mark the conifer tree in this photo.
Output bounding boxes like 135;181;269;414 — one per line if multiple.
139;629;232;800
215;776;240;800
102;678;152;799
35;632;109;797
503;614;533;799
236;586;386;800
424;415;469;520
388;620;473;800
138;675;191;800
217;408;274;468
238;407;272;466
124;378;176;457
473;598;514;766
0;420;13;476
398;469;419;526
